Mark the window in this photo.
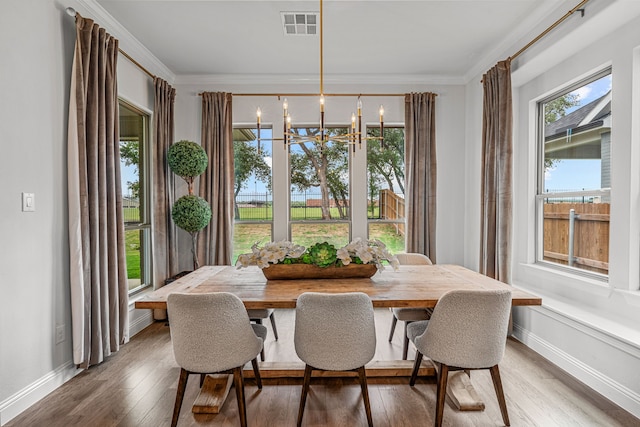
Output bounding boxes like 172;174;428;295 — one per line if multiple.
367;126;406;254
536;70;612;276
233;127;273;263
289;126;351;247
119;100;152;293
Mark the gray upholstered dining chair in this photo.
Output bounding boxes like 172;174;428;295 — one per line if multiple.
294;292;376;427
238;260;279;351
407;289;512;427
247;308;279;354
167;292;266;427
388;252;433;360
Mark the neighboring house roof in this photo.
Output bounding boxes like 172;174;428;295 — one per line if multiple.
545;91;611;140
233;128;257;142
544;91;611;160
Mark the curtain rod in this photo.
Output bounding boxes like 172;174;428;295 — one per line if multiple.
66;7;156;80
117;49;156;80
511;0;590;62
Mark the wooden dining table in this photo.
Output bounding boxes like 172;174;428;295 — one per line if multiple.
135;264;541;414
135;264;541;310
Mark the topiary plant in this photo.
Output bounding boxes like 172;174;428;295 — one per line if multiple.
172;195;212;233
168;140;211;269
167;140;208;195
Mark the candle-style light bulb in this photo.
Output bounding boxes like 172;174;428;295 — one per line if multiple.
357;98;363;146
287;114;291;129
256;107;262;153
319;95;325;142
379;105;385;148
351;112;357;147
283;103;288;148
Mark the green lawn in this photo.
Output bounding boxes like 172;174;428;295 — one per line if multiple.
232;223;272;263
123;208;142;284
237;206;383;221
125;230;141;279
123;207;140;223
368;223;406;254
231;222;405;264
125;208;405;273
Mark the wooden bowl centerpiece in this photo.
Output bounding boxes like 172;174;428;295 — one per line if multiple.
261;263;377;280
236;239;398;281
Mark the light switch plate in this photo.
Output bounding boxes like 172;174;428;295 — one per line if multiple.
22;192;35;212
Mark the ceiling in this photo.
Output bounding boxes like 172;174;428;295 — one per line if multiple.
94;0;563;82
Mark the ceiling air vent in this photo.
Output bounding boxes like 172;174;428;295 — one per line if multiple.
281;12;318;36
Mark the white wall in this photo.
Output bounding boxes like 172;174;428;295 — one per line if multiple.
0;1;162;424
463;0;640;417
5;0;640;423
173;79;467;268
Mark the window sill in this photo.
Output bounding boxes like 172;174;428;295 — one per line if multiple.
517;262;612;298
619;290;640;308
512;288;640;349
128;288;154;309
513;263;640;348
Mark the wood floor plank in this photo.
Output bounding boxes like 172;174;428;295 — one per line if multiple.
5;309;639;427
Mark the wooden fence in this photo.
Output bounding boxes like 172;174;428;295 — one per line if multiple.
543;203;610;274
378;189;405;236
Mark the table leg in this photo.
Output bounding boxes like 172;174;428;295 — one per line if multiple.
192;374;233;414
447;371;485;411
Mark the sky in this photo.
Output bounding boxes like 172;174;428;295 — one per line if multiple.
121;161;137;197
544;74;611;192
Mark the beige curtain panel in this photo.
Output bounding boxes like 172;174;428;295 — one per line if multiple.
198;92;234;265
480;60;513;282
405;92;438;263
152;77;178;285
67;15;128;368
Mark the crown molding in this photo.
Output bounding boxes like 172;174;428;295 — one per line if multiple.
462;0;561;85
76;0;176;83
467;0;640;87
510;0;640;88
174;73;465;87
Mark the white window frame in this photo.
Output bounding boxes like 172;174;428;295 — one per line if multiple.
534;68;612;281
119;98;152;295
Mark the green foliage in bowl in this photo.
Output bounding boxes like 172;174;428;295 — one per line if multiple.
172;195;212;233
306;242;338;267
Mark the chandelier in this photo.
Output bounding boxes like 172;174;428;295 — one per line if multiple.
256;0;384;152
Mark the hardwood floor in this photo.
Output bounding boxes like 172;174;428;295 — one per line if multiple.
7;309;639;427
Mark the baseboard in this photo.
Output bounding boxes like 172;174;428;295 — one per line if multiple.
0;306;153;426
128;305;154;337
513;322;640;419
0;361;80;426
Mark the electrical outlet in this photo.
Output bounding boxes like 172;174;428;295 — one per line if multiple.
55;325;65;344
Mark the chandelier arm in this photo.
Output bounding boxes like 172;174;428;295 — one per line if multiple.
232;93;412;97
